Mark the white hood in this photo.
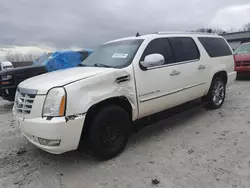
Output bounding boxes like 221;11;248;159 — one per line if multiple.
18;67;114;94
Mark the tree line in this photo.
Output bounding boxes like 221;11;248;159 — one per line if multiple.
194;22;250;34
4;51;42;62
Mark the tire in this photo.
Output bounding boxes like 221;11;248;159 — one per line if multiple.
8;89;16;102
204;76;226;109
88;105;131;160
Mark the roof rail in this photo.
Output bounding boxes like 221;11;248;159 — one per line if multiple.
157;31;218;35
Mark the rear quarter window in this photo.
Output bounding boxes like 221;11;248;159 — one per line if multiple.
198;37;232;57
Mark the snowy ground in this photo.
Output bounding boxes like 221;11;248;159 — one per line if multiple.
0;80;250;188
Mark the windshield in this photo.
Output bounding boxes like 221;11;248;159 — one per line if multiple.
81;39;144;68
33;53;52;65
235;43;250;54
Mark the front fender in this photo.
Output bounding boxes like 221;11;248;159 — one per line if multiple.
64;69;138;120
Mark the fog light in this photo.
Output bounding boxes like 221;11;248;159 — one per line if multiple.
38;138;61;146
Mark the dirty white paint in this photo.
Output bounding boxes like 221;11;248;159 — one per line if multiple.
65;67;138;120
1;81;250;187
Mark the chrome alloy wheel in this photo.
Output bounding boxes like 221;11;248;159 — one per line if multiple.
212;80;225;106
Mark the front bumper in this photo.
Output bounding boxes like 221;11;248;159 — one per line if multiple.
15;114;86;154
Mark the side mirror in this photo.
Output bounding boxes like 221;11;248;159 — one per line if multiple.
140;54;165;68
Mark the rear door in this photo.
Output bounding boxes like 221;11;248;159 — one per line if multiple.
168;37;208;100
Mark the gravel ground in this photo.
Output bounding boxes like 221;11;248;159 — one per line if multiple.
0;80;250;188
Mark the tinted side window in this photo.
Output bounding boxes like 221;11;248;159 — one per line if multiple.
169;37;200;62
141;38;175;64
198;37;232;57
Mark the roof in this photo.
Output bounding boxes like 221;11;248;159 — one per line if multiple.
106;31;220;44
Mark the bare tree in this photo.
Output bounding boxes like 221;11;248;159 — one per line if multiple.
194;28;226;34
5;52;38;62
242;23;250;31
193;24;250;34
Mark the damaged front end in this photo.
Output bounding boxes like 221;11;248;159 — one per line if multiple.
65;113;86;122
64;68;138;121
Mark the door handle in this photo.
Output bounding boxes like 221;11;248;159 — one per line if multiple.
170;70;180;76
198;65;206;70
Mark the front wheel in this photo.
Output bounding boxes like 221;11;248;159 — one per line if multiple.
88;105;131;160
204;77;226;109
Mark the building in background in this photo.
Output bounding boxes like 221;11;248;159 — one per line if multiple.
222;31;250;51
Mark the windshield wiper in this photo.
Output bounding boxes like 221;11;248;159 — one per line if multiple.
78;64;87;67
93;63;113;68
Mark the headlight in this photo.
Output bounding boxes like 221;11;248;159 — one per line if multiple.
1;75;12;80
6;75;12;79
43;87;66;117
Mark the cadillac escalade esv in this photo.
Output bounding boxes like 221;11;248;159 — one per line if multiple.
13;32;236;160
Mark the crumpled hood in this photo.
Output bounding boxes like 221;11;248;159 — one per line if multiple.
18;67;114;94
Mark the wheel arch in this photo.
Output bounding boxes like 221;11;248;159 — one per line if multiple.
79;96;133;142
212;71;228;85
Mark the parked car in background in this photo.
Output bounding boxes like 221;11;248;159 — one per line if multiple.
0;49;93;101
0;61;14;97
13;32;236;160
0;61;14;81
0;61;14;71
234;42;250;76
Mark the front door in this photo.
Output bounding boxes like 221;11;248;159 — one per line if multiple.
133;37;205;118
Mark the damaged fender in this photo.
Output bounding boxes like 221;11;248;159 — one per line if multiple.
64;68;138;121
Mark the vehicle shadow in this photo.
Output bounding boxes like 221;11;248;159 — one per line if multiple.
130;100;206;145
236;75;250;81
34;99;206;165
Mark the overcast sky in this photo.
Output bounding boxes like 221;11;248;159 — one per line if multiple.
0;0;250;52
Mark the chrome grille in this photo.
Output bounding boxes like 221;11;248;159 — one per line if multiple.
14;88;37;115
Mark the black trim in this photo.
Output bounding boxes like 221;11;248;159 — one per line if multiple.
115;75;131;84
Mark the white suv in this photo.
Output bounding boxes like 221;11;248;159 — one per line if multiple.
13;32;236;160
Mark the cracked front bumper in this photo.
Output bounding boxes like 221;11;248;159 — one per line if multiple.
15;115;86;154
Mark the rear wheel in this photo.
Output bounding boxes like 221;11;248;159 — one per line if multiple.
88;105;131;160
204;77;226;109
